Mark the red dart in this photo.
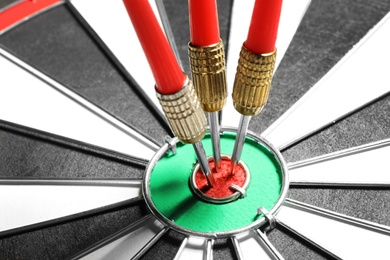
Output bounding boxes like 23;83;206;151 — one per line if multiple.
123;0;185;95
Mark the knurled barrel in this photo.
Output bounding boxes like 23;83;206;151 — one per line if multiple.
156;78;207;144
188;40;227;112
232;45;276;116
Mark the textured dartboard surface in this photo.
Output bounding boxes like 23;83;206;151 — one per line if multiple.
0;0;390;259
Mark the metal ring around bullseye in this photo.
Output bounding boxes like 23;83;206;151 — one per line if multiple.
143;127;289;238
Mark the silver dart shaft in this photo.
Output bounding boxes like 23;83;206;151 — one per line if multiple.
231;115;251;174
208;112;221;169
193;141;216;186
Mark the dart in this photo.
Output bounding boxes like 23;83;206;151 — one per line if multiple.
188;0;227;170
123;0;215;186
231;0;283;173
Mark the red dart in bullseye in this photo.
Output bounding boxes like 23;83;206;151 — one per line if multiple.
188;0;227;170
123;0;215;186
231;0;283;173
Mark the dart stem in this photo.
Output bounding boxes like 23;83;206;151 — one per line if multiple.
231;115;251;173
208;112;221;169
193;141;216;186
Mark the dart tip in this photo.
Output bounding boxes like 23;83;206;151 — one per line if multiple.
214;159;221;171
206;171;216;187
230;161;238;175
208;111;222;172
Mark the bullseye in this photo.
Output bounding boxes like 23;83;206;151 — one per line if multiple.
191;156;250;203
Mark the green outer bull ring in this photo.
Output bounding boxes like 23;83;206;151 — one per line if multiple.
143;127;289;238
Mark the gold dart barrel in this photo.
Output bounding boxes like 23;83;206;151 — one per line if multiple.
232;44;276;116
188;39;227;112
156;77;207;144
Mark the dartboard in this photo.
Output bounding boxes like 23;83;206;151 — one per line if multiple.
1;0;390;259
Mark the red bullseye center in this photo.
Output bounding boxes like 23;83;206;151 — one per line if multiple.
195;158;247;198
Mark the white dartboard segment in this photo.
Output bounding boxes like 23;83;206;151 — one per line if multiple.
174;236;211;260
277;199;390;260
77;216;166;260
0;179;142;234
232;230;284;260
0;48;158;160
223;0;311;128
262;11;390;150
69;0;165;116
288;139;390;187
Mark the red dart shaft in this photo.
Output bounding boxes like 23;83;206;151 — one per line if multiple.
189;0;220;46
245;0;283;54
123;0;185;94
